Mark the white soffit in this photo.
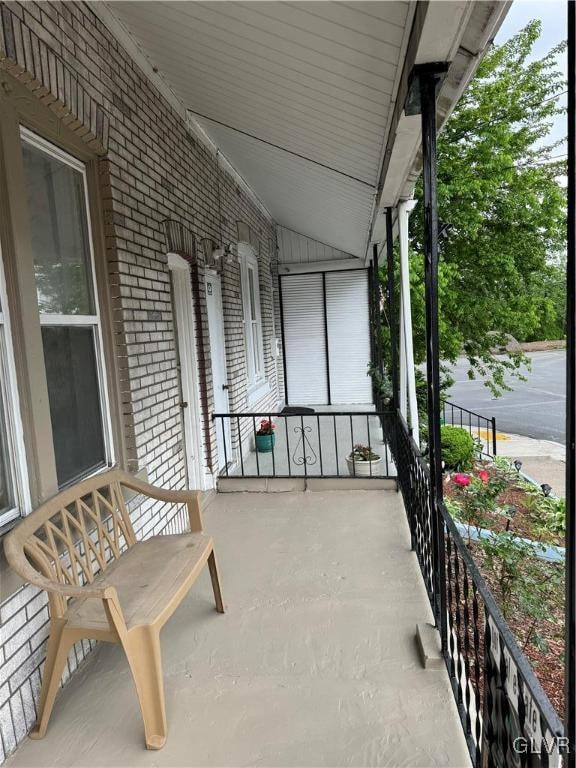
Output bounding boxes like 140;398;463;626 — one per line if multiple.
277;225;356;266
105;1;415;257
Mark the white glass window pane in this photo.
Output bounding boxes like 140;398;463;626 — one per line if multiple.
41;326;106;487
21;139;95;316
248;268;256;321
251;321;261;376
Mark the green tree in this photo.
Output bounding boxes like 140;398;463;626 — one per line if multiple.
405;21;566;395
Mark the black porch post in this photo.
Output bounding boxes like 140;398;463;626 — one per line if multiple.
386;208;399;410
418;66;448;649
368;259;375;386
566;0;576;761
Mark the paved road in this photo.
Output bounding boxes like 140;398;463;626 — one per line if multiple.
446;351;566;444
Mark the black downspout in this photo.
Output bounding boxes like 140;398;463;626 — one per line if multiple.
419;66;448;652
368;261;376;404
322;271;332;406
566;0;576;762
371;243;382;407
386;209;399;410
278;276;289;405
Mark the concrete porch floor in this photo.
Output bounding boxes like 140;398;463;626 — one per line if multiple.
7;490;470;768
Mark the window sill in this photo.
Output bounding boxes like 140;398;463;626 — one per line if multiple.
247;379;271;407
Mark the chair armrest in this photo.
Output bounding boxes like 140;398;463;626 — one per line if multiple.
118;472;203;532
3;533;117;599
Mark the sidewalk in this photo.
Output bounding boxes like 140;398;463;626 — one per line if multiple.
495;432;565;497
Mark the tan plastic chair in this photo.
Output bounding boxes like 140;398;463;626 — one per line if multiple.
3;469;224;750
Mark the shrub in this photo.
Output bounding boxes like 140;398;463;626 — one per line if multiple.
440;425;475;470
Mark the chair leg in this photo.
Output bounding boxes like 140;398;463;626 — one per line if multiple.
208;549;225;613
123;626;167;750
30;620;72;739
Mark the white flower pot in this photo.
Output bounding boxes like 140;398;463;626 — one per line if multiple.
346;455;382;477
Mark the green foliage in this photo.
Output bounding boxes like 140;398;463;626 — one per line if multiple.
479;530;563;654
415;368;453;423
403;22;567;396
350;444;380;462
445;454;564;653
440;425;475;470
495;455;566;537
444;496;463;522
492;455;520;481
446;466;510;543
479;531;554;622
366;363;393;404
519;485;566;538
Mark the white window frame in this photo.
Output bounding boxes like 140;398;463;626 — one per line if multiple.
0;242;31;528
20;127;115;488
239;243;265;393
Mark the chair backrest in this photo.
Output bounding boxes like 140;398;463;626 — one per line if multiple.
8;470;136;615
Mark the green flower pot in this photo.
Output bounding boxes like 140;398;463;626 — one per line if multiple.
255;433;275;453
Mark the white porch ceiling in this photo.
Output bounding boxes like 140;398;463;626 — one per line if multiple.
106;1;415;258
103;1;509;260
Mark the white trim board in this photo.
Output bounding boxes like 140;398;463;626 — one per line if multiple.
279;259;365;275
168;252;207;490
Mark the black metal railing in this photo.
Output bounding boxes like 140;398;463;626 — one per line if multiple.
442;400;497;457
383;410;436;606
388;408;565;766
212;411;395;479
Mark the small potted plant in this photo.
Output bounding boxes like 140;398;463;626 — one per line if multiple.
255;418;276;453
346;444;382;476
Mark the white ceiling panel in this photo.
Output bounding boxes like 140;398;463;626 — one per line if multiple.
204;122;375;256
107;0;414;257
277;226;355;265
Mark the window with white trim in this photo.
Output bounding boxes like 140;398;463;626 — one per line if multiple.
20;129;114;488
0;253;30;528
239;244;265;388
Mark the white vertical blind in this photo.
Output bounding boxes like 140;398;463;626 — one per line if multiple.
325;271;372;404
282;274;328;405
281;270;371;406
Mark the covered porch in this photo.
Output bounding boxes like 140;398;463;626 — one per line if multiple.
5;489;468;767
1;0;572;765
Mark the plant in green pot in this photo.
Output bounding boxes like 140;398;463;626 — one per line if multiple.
255;418;276;453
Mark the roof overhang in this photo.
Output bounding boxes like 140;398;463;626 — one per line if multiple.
370;0;510;255
92;1;509;262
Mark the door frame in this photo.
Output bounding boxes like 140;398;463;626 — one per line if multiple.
168;253;205;490
205;268;232;472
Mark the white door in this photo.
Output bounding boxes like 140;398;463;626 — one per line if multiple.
281;273;328;405
281;270;372;405
205;271;231;471
168;254;204;489
325;270;372;404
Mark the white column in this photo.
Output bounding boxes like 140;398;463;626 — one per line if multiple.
399;290;407;420
398;198;419;445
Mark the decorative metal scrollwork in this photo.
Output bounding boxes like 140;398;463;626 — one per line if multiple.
292;425;317;467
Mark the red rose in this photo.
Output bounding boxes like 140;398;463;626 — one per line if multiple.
453;473;471;487
478;469;490;484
